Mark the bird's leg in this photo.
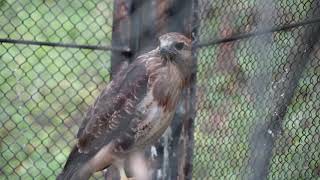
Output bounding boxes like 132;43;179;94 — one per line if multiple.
118;165;130;180
128;152;149;180
115;160;133;180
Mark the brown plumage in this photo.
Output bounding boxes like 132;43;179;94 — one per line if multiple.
57;32;192;180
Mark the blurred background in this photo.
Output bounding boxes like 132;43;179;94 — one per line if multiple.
1;0;320;179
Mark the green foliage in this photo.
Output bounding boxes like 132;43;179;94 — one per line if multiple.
193;0;320;179
1;0;320;179
0;0;112;178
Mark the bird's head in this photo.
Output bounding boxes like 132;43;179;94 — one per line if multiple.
158;32;192;62
158;32;193;78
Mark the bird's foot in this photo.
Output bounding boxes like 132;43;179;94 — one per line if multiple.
119;166;133;180
120;175;134;180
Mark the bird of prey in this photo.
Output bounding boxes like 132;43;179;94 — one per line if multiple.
57;32;192;180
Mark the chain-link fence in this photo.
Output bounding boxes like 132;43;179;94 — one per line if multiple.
194;0;320;179
1;0;320;179
0;0;114;179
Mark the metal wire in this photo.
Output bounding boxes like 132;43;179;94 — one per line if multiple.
194;0;320;179
0;0;114;179
1;0;320;179
196;16;320;48
0;38;130;52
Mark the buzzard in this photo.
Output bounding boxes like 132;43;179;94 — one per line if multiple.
58;32;192;180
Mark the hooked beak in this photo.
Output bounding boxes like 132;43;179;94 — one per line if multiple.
159;46;176;59
159;47;169;55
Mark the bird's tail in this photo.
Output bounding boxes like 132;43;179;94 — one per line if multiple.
57;146;92;180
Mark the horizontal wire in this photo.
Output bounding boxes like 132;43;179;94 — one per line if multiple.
195;16;320;48
0;38;131;52
2;16;320;51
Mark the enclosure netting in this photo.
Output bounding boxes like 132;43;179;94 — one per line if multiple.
0;0;113;178
194;0;320;179
1;0;320;179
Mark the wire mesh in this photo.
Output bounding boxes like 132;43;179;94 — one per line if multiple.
0;0;113;179
1;0;320;179
194;0;320;179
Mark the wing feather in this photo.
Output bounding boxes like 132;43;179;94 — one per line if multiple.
76;59;150;153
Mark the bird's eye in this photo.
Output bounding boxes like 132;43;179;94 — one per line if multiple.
174;42;184;50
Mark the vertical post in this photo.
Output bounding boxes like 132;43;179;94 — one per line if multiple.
108;0;197;179
110;0;132;77
183;2;199;179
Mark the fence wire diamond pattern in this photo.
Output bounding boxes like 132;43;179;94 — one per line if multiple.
1;0;320;179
